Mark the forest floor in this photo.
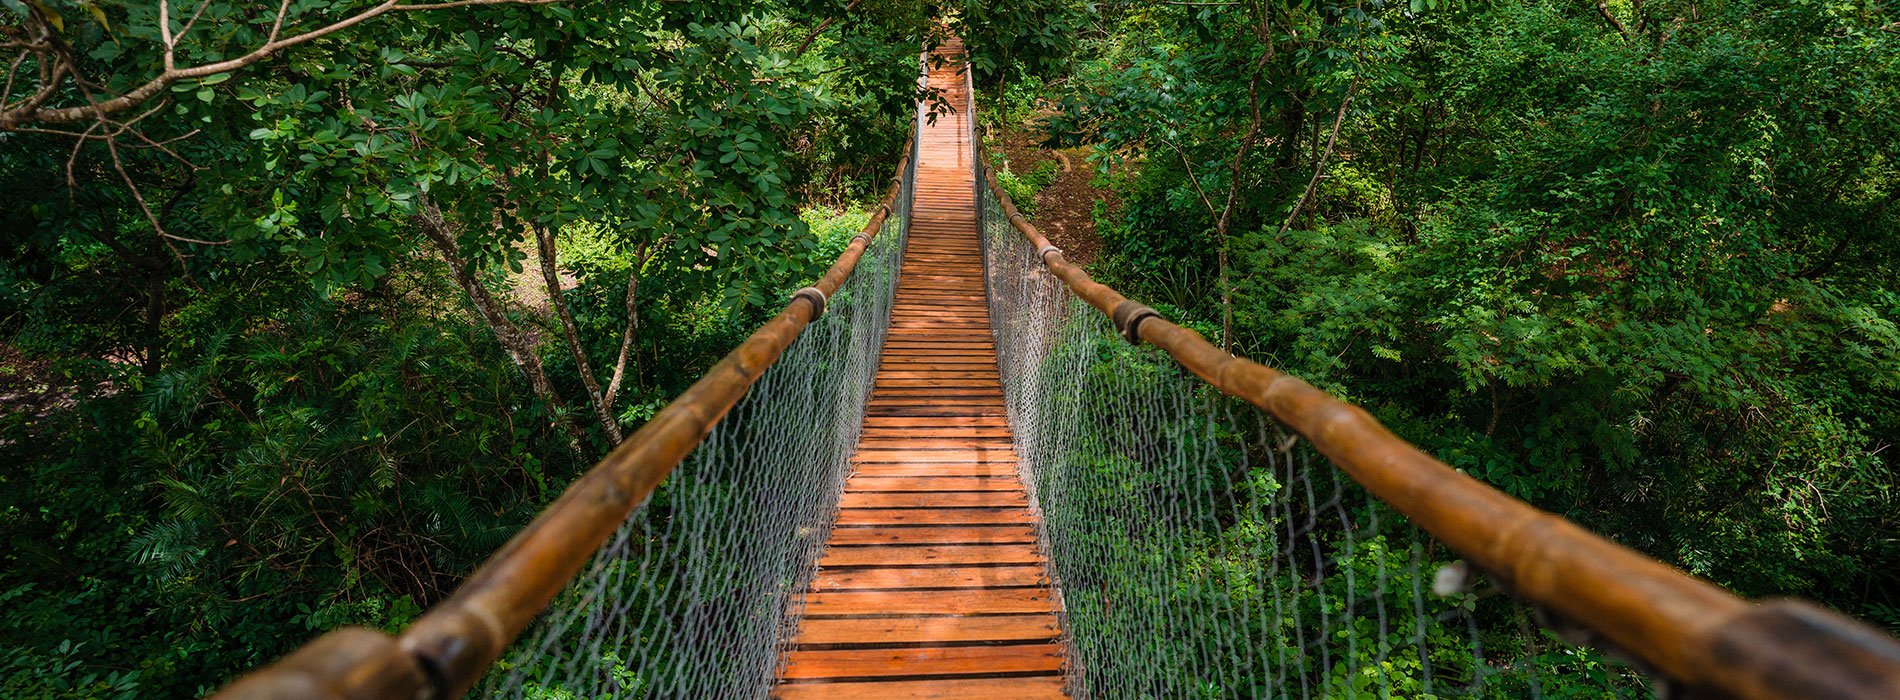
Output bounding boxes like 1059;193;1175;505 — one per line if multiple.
0;343;82;427
509;242;580;317
993;120;1110;265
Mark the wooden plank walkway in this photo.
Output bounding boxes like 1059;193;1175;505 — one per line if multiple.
774;42;1069;700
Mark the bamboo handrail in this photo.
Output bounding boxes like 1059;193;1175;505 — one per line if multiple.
212;131;917;700
975;135;1900;700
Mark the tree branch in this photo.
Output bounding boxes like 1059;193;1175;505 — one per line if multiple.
535;223;623;443
602;241;653;409
1276;80;1357;236
795;0;860;57
1595;0;1633;37
0;0;566;128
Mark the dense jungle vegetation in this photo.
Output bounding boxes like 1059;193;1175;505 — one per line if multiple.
2;0;1896;696
0;0;934;695
970;0;1900;648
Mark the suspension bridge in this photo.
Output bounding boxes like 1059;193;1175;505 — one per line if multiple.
216;41;1900;700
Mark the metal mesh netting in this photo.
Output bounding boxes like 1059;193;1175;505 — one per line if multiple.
979;173;1653;699
485;135;918;699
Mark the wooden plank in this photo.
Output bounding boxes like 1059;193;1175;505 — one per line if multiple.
826;525;1038;546
776;677;1068;700
811;564;1047;591
851;466;1020;479
860;428;1014;439
820;544;1043;567
844;475;1022;491
866;392;1005;401
779;644;1064;680
863;405;1008;415
864;399;1003;408
881;336;990;342
802;588;1056;616
875;362;998;369
861;416;1009;427
878;352;998;360
867;385;1002;394
850;440;1012;452
888;308;985;313
834;508;1033;526
790;614;1060;646
854;449;1017;463
870;369;1003;380
866;399;1010;410
866;403;1007;413
882;343;991;349
879;341;994;348
837;491;1028;509
866;396;1005;404
877;371;1002;379
866;396;1006;405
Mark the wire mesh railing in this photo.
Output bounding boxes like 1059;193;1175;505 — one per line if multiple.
976;134;1900;700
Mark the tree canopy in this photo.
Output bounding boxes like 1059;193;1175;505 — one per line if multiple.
1;0;932;695
976;0;1899;637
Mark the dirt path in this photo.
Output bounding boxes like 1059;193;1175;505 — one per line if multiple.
992;123;1111;265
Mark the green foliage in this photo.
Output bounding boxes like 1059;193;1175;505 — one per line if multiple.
959;0;1092;85
801;204;875;263
992;157;1061;215
1;0;930;694
1009;0;1900;637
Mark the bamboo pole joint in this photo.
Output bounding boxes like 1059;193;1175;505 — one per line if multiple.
791;286;828;318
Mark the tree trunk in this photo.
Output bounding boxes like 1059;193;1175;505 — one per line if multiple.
417;205;585;450
1275;98;1307;169
142;283;164;377
534;225;623;443
603;262;642;408
1218;246;1234;352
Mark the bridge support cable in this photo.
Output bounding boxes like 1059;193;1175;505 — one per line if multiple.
975;138;1900;697
212;84;923;700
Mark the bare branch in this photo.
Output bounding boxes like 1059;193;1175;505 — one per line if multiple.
65;121;103;189
266;0;296;45
2;52;27;108
159;231;232;245
535;222;622;443
603;240;655;408
0;0;567;128
1160;137;1221;219
1596;0;1633;37
104;131;198;273
1276;80;1358;235
175;0;217;47
159;0;176;71
794;0;861;57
